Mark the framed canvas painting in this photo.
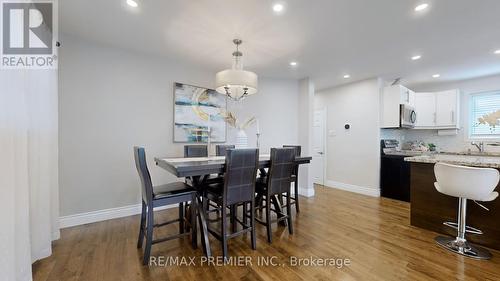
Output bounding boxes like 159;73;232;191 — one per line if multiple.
173;82;227;143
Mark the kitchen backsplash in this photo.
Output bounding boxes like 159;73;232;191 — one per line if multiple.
380;129;500;153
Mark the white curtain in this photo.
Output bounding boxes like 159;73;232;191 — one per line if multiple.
1;68;59;280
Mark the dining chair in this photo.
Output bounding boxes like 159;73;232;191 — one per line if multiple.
183;145;224;217
202;148;259;260
216;144;235;156
134;146;198;265
433;162;499;259
184;145;208;158
183;144;218;185
255;147;296;243
283;145;301;213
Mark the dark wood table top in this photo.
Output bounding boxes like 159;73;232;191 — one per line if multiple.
155;154;312;177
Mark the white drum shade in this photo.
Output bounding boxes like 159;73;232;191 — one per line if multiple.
215;69;258;100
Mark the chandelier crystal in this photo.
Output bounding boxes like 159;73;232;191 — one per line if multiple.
215;39;258;101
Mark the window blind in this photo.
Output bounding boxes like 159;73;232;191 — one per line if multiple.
470;91;500;137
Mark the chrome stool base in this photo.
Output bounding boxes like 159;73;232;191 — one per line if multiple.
435;236;492;260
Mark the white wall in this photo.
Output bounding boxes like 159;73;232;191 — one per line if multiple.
59;34;300;217
382;74;500;153
315;78;381;196
297;78;315;197
225;79;299;153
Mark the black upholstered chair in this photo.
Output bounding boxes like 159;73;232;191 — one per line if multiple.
216;144;235;156
255;148;296;243
184;145;208;158
215;144;235;178
134;146;197;265
283;145;301;213
202;148;259;260
183;144;219;185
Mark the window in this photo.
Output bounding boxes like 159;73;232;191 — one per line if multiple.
469;91;500;139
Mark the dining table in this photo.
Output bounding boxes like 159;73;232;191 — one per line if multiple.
154;154;312;257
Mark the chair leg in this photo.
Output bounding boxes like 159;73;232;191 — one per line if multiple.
230;205;237;233
255;193;263;216
294;177;300;213
137;201;146;248
202;197;208;214
191;195;198;249
286;191;294;235
179;202;185;234
265;196;272;243
204;198;210;211
184;203;191;232
250;201;256;250
221;204;229;261
143;206;154;265
435;198;492;259
243;202;248;225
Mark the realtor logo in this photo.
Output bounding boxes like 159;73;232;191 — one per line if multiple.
1;0;57;69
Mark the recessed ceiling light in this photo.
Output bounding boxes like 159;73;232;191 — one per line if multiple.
494;49;500;54
289;61;297;66
411;55;422;61
415;3;429;12
126;0;138;7
273;3;284;13
432;74;440;78
343;74;350;79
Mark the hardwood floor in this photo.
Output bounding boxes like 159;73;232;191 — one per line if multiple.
33;185;500;281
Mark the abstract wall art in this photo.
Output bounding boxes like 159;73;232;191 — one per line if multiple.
173;83;227;143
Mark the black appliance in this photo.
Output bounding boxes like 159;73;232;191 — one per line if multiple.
380;139;411;202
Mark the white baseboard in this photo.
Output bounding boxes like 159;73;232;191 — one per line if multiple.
324;180;380;197
59;203;176;229
298;186;315;197
59;183;318;229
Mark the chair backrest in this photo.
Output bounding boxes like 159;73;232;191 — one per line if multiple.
216;144;235;156
223;148;259;206
283;145;301;176
134;146;154;204
266;148;296;195
434;162;499;201
283;145;301;157
184;145;208;158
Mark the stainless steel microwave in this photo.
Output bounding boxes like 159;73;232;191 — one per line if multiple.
400;104;417;128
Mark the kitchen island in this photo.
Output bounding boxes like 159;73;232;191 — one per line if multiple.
405;153;500;251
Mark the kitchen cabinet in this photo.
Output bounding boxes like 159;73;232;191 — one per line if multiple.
435;90;459;127
381;85;416;128
414;92;436;127
380;155;411;202
402;88;415;107
414;89;460;129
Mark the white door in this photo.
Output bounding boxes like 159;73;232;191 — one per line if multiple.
414;92;436;127
435;90;458;127
312;109;325;185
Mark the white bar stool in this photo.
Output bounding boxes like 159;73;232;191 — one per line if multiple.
433;162;499;259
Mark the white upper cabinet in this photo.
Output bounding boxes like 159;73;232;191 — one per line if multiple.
414;92;436;127
414;89;460;129
435;90;459;127
381;85;416;128
401;87;415;107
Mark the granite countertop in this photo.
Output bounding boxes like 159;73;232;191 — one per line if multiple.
383;150;426;157
404;153;500;168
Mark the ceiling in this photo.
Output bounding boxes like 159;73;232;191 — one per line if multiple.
60;0;500;90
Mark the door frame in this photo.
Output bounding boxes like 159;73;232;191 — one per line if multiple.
313;107;327;186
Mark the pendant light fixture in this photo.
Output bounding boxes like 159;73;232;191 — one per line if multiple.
215;39;258;101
